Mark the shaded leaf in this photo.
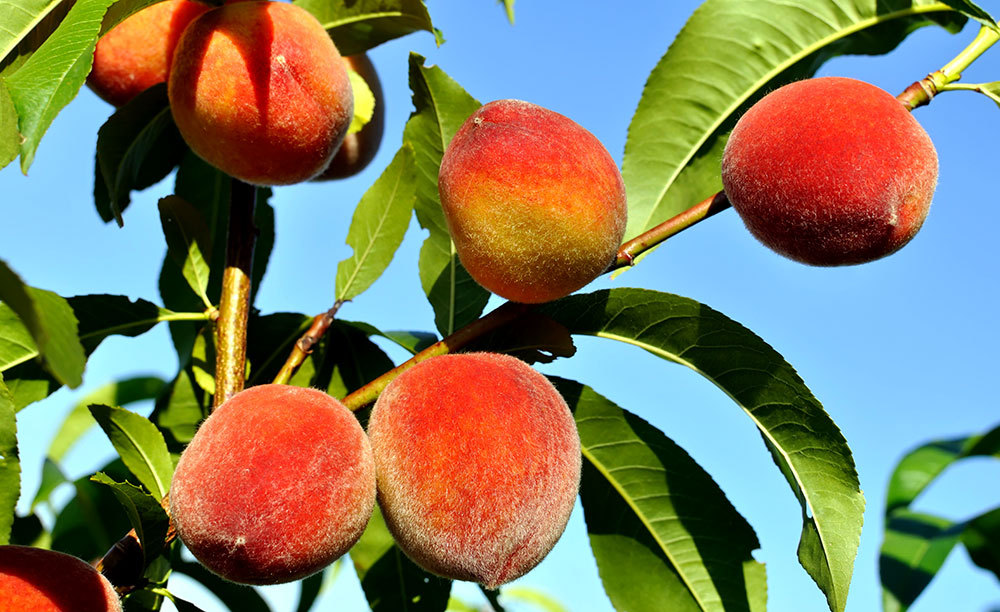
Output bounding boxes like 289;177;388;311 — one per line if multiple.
0;375;18;544
403;53;488;335
51;459;134;561
172;558;272;612
190;324;216;395
95;84;186;224
939;0;996;26
0;262;86;387
295;0;439;56
336;145;417;301
879;509;962;612
296;571;326;612
91;472;169;565
341;320;438;355
9;512;44;546
466;311;575;365
245;312;313;387
621;0;966;257
48;376;166;462
151;367;206;448
540;288;863;612
554;377;765;612
29;456;67;509
5;0;119;172
0;0;64;65
88;404;173;498
159;196;213;307
963;507;1000;580
315;321;395;401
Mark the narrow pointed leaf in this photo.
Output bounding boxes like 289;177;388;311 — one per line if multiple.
0;0;64;63
5;0;119;172
621;0;966;250
403;53;488;335
91;472;169;565
0;375;19;544
30;457;67;509
96;84;185;224
159;196;214;307
540;288;863;612
0;262;85;388
0;83;18;169
499;0;515;24
336;145;417;301
294;0;439;56
939;0;996;26
554;377;765;612
879;509;962;612
48;376;166;462
963;507;1000;579
173;559;273;612
88;404;173;498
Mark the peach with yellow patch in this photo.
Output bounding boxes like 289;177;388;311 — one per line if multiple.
169;384;375;585
438;99;627;304
721;77;938;266
367;352;581;589
168;1;353;185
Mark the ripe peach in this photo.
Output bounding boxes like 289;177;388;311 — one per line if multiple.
169;384;375;585
0;545;122;612
313;54;384;180
438;99;627;304
168;1;353;185
367;352;581;589
721;76;938;266
87;0;210;107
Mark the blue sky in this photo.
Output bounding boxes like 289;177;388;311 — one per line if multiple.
3;1;1000;611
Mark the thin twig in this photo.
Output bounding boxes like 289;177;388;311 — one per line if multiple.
272;301;346;385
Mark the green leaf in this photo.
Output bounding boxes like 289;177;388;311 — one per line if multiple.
621;0;966;249
173;558;273;612
29;456;66;509
879;509;962;612
245;312;313;387
0;375;19;544
88;404;173;498
403;53;489;335
336;145;417;301
377;329;437;354
963;507;1000;579
351;506;453;611
91;472;169;565
71;294;184;352
159;196;214;308
0;0;64;64
96;84;185;225
316;321;395;400
939;0;997;26
539;288;864;612
163;592;209;612
5;0;119;172
554;377;765;612
190;324;216;395
150;367;206;449
294;0;439;56
498;0;515;24
51;459;134;561
48;376;166;462
0;262;86;388
0;82;19;169
885;425;1000;514
296;571;327;612
347;66;376;134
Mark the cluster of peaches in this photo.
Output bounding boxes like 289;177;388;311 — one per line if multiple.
1;0;941;607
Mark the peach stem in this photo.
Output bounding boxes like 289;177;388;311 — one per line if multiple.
897;24;999;110
213;179;257;411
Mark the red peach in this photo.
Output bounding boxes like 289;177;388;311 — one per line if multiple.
721;76;938;266
87;0;210;107
0;545;122;612
168;1;353;185
438;99;627;304
169;384;375;585
367;352;581;589
313;54;385;180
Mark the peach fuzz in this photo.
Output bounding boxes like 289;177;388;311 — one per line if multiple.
87;0;210;107
313;54;385;180
0;545;122;612
438;99;627;304
168;1;353;185
721;76;938;266
169;384;375;585
367;352;581;589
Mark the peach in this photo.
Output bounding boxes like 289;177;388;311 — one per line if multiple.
438;99;627;304
0;545;122;612
313;54;384;180
87;0;210;107
721;76;938;266
367;352;581;589
169;384;375;585
168;1;353;185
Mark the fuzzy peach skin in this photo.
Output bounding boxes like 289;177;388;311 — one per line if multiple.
87;0;210;107
0;545;122;612
313;54;384;180
168;1;353;185
438;99;627;304
721;76;938;266
367;352;581;589
169;384;375;585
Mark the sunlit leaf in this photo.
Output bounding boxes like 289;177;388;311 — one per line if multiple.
91;472;169;565
0;375;19;544
89;404;173;498
158;196;214;308
403;53;488;335
540;288;863;612
295;0;439;56
880;509;962;612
